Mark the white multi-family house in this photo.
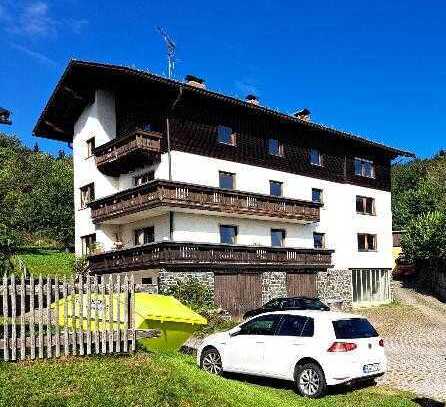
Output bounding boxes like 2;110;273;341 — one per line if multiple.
34;60;413;315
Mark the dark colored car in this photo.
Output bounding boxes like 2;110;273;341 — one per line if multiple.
243;297;330;320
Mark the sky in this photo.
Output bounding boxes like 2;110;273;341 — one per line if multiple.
0;0;445;158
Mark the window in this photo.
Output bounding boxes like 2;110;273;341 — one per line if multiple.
268;138;284;157
220;225;238;244
313;232;325;249
86;137;95;158
277;315;314;337
81;234;96;256
134;226;155;246
309;149;322;166
357;233;377;251
354;158;375;178
263;298;282;309
141;277;153;285
80;183;95;209
332;318;378;339
219;171;235;190
141;123;152;132
217;125;236;145
239;314;281;336
356;196;375;215
312;188;323;204
271;229;286;247
269;180;283;197
134;171;155;186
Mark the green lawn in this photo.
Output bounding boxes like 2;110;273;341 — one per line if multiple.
12;249;75;278
0;352;417;407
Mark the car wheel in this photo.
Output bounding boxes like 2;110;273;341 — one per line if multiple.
200;348;223;375
295;363;327;398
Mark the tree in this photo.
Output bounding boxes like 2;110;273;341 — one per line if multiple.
0;132;74;248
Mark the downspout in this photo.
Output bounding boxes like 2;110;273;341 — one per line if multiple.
165;86;183;241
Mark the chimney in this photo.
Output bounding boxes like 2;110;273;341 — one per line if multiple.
294;108;311;122
246;94;260;106
185;74;206;89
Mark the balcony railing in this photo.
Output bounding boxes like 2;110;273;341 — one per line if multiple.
89;180;322;224
94;129;162;176
88;241;334;273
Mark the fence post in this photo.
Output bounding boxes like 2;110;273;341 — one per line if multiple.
123;274;129;353
46;276;52;358
38;275;43;359
70;277;77;356
116;274;121;353
93;275;100;354
79;277;84;356
29;275;36;359
101;277;107;354
108;275;114;353
86;275;92;355
11;274;17;361
20;274;26;360
54;276;60;358
63;277;69;356
130;274;136;352
2;274;9;361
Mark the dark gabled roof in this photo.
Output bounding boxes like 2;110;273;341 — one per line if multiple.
0;107;12;125
33;59;414;158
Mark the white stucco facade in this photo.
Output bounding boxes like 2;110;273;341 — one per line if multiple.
73;90;393;271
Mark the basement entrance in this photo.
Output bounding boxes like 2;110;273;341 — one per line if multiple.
214;273;262;317
286;273;318;297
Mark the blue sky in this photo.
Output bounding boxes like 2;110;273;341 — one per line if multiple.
0;0;445;158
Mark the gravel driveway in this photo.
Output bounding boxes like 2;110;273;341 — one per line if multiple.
361;281;446;402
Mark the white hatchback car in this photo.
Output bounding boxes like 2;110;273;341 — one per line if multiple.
197;310;387;398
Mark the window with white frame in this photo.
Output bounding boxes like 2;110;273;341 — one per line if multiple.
134;171;155;186
356;196;375;215
268;138;284;157
357;233;377;251
80;183;95;209
309;149;323;166
81;233;96;256
86;137;95;158
134;226;155;246
217;125;236;145
354;158;375;178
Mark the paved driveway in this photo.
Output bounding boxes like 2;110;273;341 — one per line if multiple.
361;282;446;402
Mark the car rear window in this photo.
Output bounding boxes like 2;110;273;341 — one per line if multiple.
332;318;378;339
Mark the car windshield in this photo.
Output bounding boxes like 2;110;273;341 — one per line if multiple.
332;318;378;339
264;299;281;309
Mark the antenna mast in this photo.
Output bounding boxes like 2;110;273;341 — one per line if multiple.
157;26;176;78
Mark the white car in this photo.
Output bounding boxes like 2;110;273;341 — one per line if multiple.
197;310;387;398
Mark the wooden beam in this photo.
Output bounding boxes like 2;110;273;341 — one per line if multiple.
63;86;85;102
44;120;66;135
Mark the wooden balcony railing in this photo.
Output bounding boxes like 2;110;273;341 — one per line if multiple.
94;129;162;176
89;180;322;224
88;241;334;273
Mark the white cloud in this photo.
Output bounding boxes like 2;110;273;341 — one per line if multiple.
1;1;88;38
10;42;58;67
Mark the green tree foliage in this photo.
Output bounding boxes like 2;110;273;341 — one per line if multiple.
401;211;446;262
393;153;446;281
0;133;74;248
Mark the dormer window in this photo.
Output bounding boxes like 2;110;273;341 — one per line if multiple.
309;149;323;166
268;138;284;157
217;126;236;145
355;158;375;178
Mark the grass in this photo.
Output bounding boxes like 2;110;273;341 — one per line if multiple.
12;249;75;277
0;352;417;407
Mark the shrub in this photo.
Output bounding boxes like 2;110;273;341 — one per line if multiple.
161;277;214;313
401;211;446;263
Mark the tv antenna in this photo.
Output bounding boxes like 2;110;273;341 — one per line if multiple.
157;26;176;78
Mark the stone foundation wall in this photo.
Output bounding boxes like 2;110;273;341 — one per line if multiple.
261;272;287;304
317;269;353;310
158;269;215;295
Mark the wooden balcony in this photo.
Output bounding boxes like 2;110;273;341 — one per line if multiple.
88;241;334;273
94;129;162;176
89;180;322;224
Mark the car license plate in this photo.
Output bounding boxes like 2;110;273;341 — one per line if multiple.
363;363;380;374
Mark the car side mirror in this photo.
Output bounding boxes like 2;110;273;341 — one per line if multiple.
229;327;241;337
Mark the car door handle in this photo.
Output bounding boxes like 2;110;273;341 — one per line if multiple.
255;341;264;344
292;343;303;346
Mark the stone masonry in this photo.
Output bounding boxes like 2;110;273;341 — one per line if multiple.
317;269;353;310
261;271;287;304
158;269;215;296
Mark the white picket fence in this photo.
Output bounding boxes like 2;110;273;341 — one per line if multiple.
0;273;156;361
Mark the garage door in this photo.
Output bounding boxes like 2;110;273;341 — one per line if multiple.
214;273;262;317
286;273;317;297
